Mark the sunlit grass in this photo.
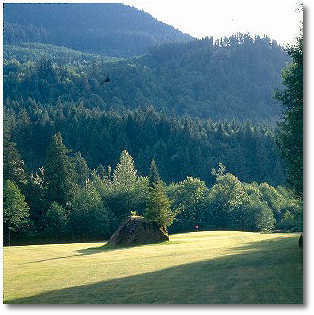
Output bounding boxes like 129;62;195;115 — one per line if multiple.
3;231;302;304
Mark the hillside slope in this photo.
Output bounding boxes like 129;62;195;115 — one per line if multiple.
4;3;193;57
4;35;289;122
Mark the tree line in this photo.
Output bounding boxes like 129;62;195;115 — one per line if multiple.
4;133;302;245
4;104;286;187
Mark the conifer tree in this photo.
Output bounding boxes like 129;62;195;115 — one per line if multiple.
144;180;174;228
109;150;146;222
44;132;75;206
112;150;138;190
72;152;90;186
148;159;160;187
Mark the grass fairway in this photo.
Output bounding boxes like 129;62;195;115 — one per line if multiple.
3;231;303;304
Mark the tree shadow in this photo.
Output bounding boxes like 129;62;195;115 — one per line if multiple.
23;255;80;264
77;240;173;256
5;236;303;304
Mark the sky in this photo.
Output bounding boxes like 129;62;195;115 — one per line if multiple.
123;0;303;45
0;0;303;44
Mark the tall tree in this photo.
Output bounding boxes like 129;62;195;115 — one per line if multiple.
275;28;303;197
144;180;175;228
72;152;90;186
112;150;138;189
108;150;149;224
44;132;75;206
148;159;160;187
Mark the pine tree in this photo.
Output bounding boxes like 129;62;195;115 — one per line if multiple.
109;150;146;222
144;181;174;228
148;159;160;187
44;132;75;206
112;150;138;190
72;152;90;186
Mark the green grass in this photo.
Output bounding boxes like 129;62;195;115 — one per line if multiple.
3;231;303;304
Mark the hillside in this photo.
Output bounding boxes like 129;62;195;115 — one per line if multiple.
4;35;289;122
3;3;193;57
4;42;122;65
3;231;303;304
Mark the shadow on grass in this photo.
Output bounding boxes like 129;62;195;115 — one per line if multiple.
76;240;175;256
22;241;174;264
6;235;303;304
24;255;80;264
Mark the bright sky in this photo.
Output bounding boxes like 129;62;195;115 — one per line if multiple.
123;0;302;45
1;0;302;44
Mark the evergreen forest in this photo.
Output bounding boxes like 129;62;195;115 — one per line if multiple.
3;3;303;245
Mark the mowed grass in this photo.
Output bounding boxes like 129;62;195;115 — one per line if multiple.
3;231;303;304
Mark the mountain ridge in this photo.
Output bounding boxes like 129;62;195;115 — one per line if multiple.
4;3;194;57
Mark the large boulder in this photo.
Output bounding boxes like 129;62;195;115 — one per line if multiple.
109;215;169;246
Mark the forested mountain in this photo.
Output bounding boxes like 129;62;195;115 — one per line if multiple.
3;3;193;57
4;4;302;244
4;35;289;122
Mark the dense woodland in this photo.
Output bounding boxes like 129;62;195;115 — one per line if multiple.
4;105;286;186
3;135;302;243
4;34;289;121
3;3;303;244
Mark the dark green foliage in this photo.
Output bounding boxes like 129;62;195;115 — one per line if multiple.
3;135;27;188
4;43;120;65
275;32;303;197
148;159;160;187
3;115;27;188
3;34;288;122
207;168;248;229
104;150;150;227
6;105;286;187
2;5;299;243
4;3;192;57
43;202;69;237
167;166;301;234
167;177;209;232
44;132;76;206
69;184;109;240
3;180;30;237
24;168;49;230
71;152;90;186
144;181;175;228
3;144;301;243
